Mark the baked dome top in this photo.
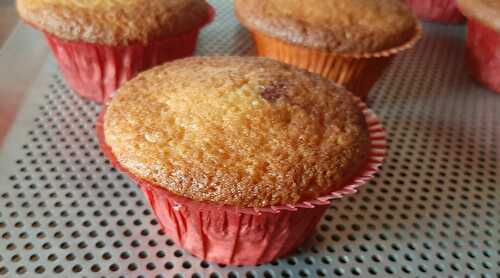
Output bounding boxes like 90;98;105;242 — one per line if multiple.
17;0;211;45
104;56;370;208
458;0;500;32
235;0;418;53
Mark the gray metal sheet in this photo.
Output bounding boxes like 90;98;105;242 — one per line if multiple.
0;0;499;277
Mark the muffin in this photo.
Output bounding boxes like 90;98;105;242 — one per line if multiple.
97;56;385;265
457;0;500;93
17;0;213;102
235;0;422;99
405;0;465;23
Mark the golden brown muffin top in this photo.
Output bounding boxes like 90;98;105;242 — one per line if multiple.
235;0;419;53
17;0;211;45
458;0;500;31
104;56;370;208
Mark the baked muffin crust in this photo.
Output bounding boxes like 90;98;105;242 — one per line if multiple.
458;0;500;32
104;56;370;208
17;0;211;45
235;0;418;53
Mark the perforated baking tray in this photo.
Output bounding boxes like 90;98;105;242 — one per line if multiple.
0;1;499;277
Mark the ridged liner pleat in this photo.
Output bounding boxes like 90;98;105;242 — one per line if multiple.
250;25;422;99
41;6;215;103
96;94;387;265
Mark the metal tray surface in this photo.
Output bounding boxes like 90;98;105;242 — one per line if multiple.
0;1;499;277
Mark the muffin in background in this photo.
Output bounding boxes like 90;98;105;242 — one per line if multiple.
405;0;465;24
235;0;421;99
458;0;500;93
97;56;385;265
17;0;214;102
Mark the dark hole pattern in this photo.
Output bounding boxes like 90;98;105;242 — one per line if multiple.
0;3;499;278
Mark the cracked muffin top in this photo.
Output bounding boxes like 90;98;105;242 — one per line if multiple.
235;0;419;53
17;0;211;45
103;56;370;208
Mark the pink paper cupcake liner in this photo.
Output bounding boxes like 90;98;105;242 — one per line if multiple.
96;97;386;265
41;5;215;103
405;0;465;24
465;19;500;94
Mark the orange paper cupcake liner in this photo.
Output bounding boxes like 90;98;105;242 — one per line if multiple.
96;97;386;265
250;26;422;100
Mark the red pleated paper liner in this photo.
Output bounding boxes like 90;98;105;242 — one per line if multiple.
96;96;386;265
41;5;215;103
405;0;465;24
464;19;500;94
